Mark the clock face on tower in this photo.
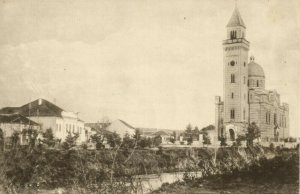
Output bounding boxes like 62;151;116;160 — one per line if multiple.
230;60;235;66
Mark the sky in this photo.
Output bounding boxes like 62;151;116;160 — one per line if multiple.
0;0;299;136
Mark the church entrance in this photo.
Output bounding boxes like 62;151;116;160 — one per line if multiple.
229;129;235;141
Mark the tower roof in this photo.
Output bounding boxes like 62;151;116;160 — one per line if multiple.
227;7;246;28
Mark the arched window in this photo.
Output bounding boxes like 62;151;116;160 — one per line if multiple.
231;74;235;83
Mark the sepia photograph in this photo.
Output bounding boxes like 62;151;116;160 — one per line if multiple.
0;0;299;193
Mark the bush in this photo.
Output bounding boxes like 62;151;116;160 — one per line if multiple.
269;143;275;151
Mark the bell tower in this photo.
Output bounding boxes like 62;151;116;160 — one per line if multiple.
223;7;249;136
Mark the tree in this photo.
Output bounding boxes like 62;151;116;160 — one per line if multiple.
193;126;200;140
0;128;4;151
138;137;151;148
90;133;105;150
42;128;56;147
122;133;135;149
170;131;176;144
153;135;162;147
246;122;261;147
184;124;193;145
203;133;211;145
62;132;79;150
220;136;227;146
106;132;121;148
11;131;20;149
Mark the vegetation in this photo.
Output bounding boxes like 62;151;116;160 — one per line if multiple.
246;122;261;147
153;148;299;194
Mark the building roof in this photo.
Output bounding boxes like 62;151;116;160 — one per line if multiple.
0;99;64;117
0;114;39;126
153;130;170;136
227;7;246;28
248;56;265;78
119;119;136;130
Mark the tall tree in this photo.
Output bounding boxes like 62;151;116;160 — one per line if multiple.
246;122;260;147
62;132;79;150
42;128;56;147
184;124;193;145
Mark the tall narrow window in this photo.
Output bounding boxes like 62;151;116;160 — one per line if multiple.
231;92;234;99
243;108;245;120
257;80;259;87
243;76;246;84
274;114;277;125
266;112;268;123
230;109;235;119
231;74;235;83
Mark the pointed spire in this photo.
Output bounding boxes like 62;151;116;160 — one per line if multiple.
227;7;246;28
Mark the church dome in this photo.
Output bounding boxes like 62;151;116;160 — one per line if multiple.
248;56;265;77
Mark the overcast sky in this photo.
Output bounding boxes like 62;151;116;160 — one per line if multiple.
0;0;299;136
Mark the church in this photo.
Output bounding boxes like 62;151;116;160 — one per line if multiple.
215;7;289;143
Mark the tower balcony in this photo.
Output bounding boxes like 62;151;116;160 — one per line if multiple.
223;38;249;46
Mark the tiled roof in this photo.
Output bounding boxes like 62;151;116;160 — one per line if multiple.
0;114;39;126
0;99;64;117
119;119;136;130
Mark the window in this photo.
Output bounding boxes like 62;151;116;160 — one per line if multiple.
230;60;235;66
231;92;234;99
231;74;235;83
230;109;235;119
243;108;245;120
244;62;246;67
243;76;246;84
247;80;249;86
266;112;268;123
230;31;237;39
257;80;259;87
274;114;277;125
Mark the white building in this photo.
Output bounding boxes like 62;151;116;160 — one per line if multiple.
0;98;88;144
0;113;40;145
105;119;135;138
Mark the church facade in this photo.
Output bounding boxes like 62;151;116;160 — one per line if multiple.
215;7;289;142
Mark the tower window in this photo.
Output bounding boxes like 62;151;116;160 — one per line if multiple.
231;92;234;99
230;31;237;39
231;74;235;83
230;109;235;119
230;60;235;66
257;80;259;87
